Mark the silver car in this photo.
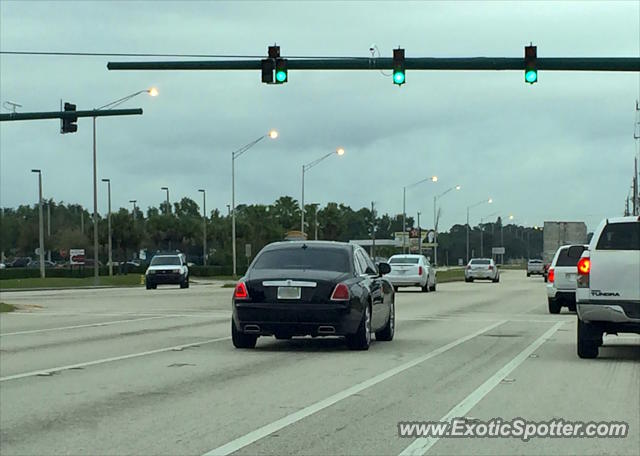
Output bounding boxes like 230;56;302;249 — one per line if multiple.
385;254;436;292
464;258;500;283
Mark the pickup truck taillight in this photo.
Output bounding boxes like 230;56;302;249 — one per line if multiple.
548;268;555;283
418;266;423;275
577;257;590;288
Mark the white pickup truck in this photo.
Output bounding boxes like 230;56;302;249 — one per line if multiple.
573;216;640;359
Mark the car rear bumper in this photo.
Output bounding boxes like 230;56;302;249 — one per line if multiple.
232;302;363;336
146;273;183;284
465;271;496;279
577;301;640;325
528;270;544;275
386;274;426;287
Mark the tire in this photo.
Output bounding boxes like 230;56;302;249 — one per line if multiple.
568;302;577;312
231;321;258;349
469;278;474;282
429;282;436;292
421;282;430;292
274;334;292;340
346;304;371;350
527;272;531;277
577;318;601;359
180;275;189;289
146;282;153;290
375;299;395;341
544;276;548;283
493;276;500;283
548;298;561;314
393;286;399;293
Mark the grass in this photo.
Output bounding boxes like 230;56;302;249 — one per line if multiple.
0;275;144;290
0;302;16;312
435;268;466;283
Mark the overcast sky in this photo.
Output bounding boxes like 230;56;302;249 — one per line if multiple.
1;0;638;232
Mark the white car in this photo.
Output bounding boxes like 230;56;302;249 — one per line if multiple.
546;244;588;314
385;254;436;292
145;254;189;290
465;258;500;282
574;216;640;358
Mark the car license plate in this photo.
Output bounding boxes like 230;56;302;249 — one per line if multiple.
566;273;577;281
277;286;301;299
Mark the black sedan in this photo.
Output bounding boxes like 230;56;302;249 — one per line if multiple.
231;241;395;350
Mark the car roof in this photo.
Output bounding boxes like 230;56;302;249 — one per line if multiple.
470;258;492;261
390;254;423;258
262;241;353;252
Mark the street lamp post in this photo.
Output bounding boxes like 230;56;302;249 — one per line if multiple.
231;130;278;278
91;88;157;283
466;198;492;263
301;148;345;233
417;211;422;254
102;178;113;277
198;189;207;265
403;176;438;253
129;200;137;221
31;169;45;279
161;187;170;215
433;184;461;266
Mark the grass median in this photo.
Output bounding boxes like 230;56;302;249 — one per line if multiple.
435;268;466;283
0;302;16;312
0;275;144;290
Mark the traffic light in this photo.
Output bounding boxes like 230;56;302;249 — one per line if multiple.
262;45;287;84
61;102;77;134
275;58;288;84
524;45;537;84
393;48;406;86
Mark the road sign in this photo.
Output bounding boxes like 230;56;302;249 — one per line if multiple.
70;248;85;265
492;247;506;255
245;244;252;258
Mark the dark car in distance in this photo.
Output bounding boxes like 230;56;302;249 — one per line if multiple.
232;241;395;350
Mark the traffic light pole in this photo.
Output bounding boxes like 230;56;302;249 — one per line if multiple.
108;57;640;72
0;109;142;122
93;117;99;284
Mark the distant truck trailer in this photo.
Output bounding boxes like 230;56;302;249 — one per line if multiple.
542;221;587;263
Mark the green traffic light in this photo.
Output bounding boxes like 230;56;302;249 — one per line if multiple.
275;70;287;83
393;71;405;85
525;70;538;84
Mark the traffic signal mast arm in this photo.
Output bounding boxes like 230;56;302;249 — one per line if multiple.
108;57;640;72
0;108;143;122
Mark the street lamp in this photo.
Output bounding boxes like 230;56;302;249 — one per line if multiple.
403;175;438;253
466;197;492;263
198;189;207;265
433;184;461;266
91;88;157;283
129;200;137;220
231;129;279;277
301;147;345;233
101;178;113;277
161;187;170;215
31;169;45;278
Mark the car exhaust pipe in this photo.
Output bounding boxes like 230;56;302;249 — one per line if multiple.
244;324;261;333
317;326;336;335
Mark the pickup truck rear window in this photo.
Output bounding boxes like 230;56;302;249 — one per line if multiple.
596;222;640;251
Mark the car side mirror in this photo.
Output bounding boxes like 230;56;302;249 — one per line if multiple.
377;262;391;275
567;245;586;259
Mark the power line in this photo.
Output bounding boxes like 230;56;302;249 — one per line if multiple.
0;50;368;60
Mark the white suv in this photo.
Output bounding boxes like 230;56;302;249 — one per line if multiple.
573;216;640;358
385;254;436;292
546;244;588;314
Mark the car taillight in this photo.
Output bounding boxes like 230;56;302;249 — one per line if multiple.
577;257;590;288
330;283;350;301
488;265;493;270
234;282;249;299
466;265;471;270
577;258;590;275
548;268;555;283
418;266;423;275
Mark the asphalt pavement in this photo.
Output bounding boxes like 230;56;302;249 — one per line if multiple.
1;271;638;455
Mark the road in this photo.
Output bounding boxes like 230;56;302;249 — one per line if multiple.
1;271;638;455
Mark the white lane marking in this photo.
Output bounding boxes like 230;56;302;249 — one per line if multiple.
398;321;565;456
202;320;506;456
0;315;172;336
0;336;231;382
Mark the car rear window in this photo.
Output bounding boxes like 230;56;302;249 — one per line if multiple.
389;257;420;264
528;260;542;263
596;222;640;251
470;259;490;265
555;247;585;267
252;247;350;272
150;256;181;266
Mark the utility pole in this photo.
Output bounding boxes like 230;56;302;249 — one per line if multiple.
199;189;207;265
47;200;51;261
417;211;422;254
31;170;45;279
371;201;376;259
